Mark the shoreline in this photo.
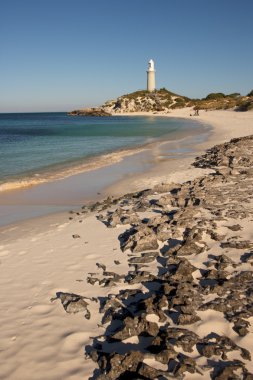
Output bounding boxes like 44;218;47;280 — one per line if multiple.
0;115;201;193
1;108;253;230
0;114;210;227
0;109;253;379
1;108;253;229
104;108;253;196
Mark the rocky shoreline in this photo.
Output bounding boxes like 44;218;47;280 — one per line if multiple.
68;107;111;116
53;135;253;379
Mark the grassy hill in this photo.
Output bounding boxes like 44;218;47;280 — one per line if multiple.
101;88;253;113
192;91;253;112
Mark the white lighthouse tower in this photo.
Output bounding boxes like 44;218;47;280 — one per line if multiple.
147;59;156;92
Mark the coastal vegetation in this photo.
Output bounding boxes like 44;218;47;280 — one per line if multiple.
68;88;253;115
191;91;253;112
101;88;253;114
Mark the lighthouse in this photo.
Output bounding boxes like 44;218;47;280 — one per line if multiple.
147;59;156;92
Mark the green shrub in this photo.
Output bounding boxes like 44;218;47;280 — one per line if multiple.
122;90;149;100
158;88;184;98
175;97;185;103
159;88;176;96
163;100;173;108
171;101;186;109
187;101;197;107
205;93;226;100
247;90;253;97
194;102;215;110
236;100;253;112
227;93;241;98
224;99;237;109
159;87;167;91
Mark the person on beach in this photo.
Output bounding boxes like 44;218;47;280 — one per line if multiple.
190;109;199;116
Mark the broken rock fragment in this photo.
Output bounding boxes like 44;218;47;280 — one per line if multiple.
52;292;90;319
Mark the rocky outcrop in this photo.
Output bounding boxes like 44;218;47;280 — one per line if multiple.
69;89;253;115
51;292;91;319
68;107;111;116
101;89;189;114
55;135;253;379
67;89;185;115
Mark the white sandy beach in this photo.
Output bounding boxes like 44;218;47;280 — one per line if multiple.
105;109;253;195
0;109;253;380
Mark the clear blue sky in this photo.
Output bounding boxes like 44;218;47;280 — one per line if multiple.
1;0;252;112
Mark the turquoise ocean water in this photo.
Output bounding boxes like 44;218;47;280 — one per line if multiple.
0;112;204;190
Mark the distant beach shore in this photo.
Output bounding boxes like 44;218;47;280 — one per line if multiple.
106;108;253;194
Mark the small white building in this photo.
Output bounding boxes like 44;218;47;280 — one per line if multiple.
147;59;156;92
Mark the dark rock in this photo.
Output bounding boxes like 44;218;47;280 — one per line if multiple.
176;240;205;256
68;107;111;116
128;256;156;264
141;251;160;258
72;234;81;239
198;334;251;361
87;276;100;286
103;271;124;282
52;292;90;319
168;257;198;282
119;225;159;253
207;230;226;241
226;224;242;231
220;239;253;249
241;251;253;263
69;135;253;378
212;254;236;270
96;262;106;271
95;351;144;379
137;362;165;379
156;223;173;241
177;313;201;325
132;199;150;212
99;278;117;287
233;318;250;336
173;355;199;376
212;361;253;380
134;294;168;322
110;316;159;340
